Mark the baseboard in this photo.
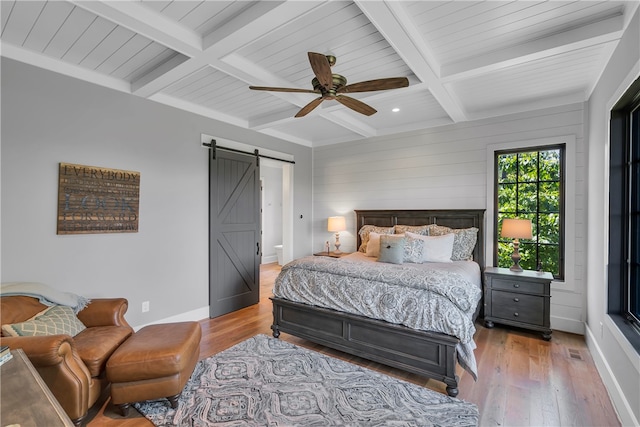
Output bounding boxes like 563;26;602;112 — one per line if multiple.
550;315;584;335
262;255;277;264
133;305;210;331
585;324;639;427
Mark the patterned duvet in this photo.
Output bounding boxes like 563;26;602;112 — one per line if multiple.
273;253;482;379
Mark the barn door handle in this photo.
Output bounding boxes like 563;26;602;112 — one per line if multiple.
257;242;260;255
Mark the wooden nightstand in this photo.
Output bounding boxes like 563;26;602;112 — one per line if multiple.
313;251;351;258
483;266;554;340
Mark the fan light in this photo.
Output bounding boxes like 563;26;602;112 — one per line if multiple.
392;107;400;112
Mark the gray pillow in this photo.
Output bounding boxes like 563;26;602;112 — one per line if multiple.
403;234;425;263
378;235;406;264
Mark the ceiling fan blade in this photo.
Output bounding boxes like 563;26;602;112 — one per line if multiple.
249;86;318;94
295;97;324;118
338;77;409;94
308;52;333;90
336;95;377;116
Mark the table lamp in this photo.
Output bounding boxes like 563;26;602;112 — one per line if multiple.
327;216;347;254
501;218;532;272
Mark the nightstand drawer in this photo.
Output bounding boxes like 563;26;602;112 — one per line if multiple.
490;277;546;294
491;291;545;325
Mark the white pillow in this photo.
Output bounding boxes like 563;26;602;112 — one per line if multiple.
406;232;454;263
366;232;381;257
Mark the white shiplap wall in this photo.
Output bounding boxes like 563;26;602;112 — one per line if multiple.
312;102;586;334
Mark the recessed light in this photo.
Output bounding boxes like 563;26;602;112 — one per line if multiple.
392;107;400;112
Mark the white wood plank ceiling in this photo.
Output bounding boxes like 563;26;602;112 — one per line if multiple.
1;1;636;147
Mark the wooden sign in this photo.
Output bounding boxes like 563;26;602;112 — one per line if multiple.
57;163;140;234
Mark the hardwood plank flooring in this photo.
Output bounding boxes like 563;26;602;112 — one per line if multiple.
87;263;620;426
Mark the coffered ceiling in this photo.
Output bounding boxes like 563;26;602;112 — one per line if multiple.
1;1;637;146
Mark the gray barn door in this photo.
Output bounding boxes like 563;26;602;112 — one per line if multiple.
209;149;261;318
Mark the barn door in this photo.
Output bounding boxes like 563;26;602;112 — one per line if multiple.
209;148;260;318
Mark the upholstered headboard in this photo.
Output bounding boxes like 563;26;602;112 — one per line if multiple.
355;209;486;270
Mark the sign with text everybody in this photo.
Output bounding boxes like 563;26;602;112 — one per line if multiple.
57;163;140;234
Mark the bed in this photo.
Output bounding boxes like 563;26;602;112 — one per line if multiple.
271;209;485;396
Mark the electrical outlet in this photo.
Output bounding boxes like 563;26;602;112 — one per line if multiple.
142;301;150;313
600;321;604;338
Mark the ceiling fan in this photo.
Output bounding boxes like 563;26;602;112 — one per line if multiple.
249;52;409;118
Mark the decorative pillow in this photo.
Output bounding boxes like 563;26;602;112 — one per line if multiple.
407;232;454;263
365;232;382;257
378;235;406;264
428;225;478;261
403;234;425;263
394;224;431;235
1;305;86;337
358;225;394;253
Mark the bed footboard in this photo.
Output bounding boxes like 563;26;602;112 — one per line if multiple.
271;297;460;397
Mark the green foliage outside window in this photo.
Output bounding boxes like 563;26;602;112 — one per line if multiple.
496;147;563;278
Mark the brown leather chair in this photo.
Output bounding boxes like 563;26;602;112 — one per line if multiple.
0;295;134;426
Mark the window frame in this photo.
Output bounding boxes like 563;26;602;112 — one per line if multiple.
494;145;566;279
608;75;640;350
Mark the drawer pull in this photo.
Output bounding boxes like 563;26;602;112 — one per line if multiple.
514;312;519;317
513;297;520;302
513;283;520;288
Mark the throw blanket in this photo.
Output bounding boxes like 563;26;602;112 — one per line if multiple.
274;256;481;379
0;282;90;313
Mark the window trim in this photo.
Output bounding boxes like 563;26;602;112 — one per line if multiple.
608;75;640;352
494;144;566;280
486;135;576;292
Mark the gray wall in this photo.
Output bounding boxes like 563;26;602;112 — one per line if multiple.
586;7;640;426
1;57;312;328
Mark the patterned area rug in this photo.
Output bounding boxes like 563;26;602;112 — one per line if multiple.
134;334;478;426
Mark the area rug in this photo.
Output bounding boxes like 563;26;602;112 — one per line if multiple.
134;334;478;426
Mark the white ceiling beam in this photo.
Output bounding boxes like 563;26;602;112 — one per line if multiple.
0;40;131;93
248;109;300;130
148;92;247;129
219;52;318;107
441;13;625;82
70;1;202;57
258;128;312;148
202;2;324;57
70;0;208;98
131;53;189;94
132;56;209;97
356;0;467;123
465;91;586;123
132;2;323;100
318;109;377;138
203;1;286;50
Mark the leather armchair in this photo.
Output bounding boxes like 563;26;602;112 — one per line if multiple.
1;296;133;426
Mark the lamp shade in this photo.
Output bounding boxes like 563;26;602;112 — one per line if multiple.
501;218;533;239
327;216;346;232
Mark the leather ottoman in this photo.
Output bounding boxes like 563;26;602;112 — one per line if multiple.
106;321;201;416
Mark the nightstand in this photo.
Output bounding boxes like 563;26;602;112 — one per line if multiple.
313;251;351;258
483;266;554;340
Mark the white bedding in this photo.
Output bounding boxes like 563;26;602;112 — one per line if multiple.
340;251;482;290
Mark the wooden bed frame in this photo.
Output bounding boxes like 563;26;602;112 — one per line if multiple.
271;209;485;396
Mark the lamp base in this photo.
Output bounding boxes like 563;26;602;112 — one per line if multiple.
510;240;523;272
334;233;342;254
509;263;523;272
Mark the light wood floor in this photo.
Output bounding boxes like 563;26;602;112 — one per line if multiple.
88;263;620;427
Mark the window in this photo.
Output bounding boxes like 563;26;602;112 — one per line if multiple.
609;76;640;340
495;146;565;279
